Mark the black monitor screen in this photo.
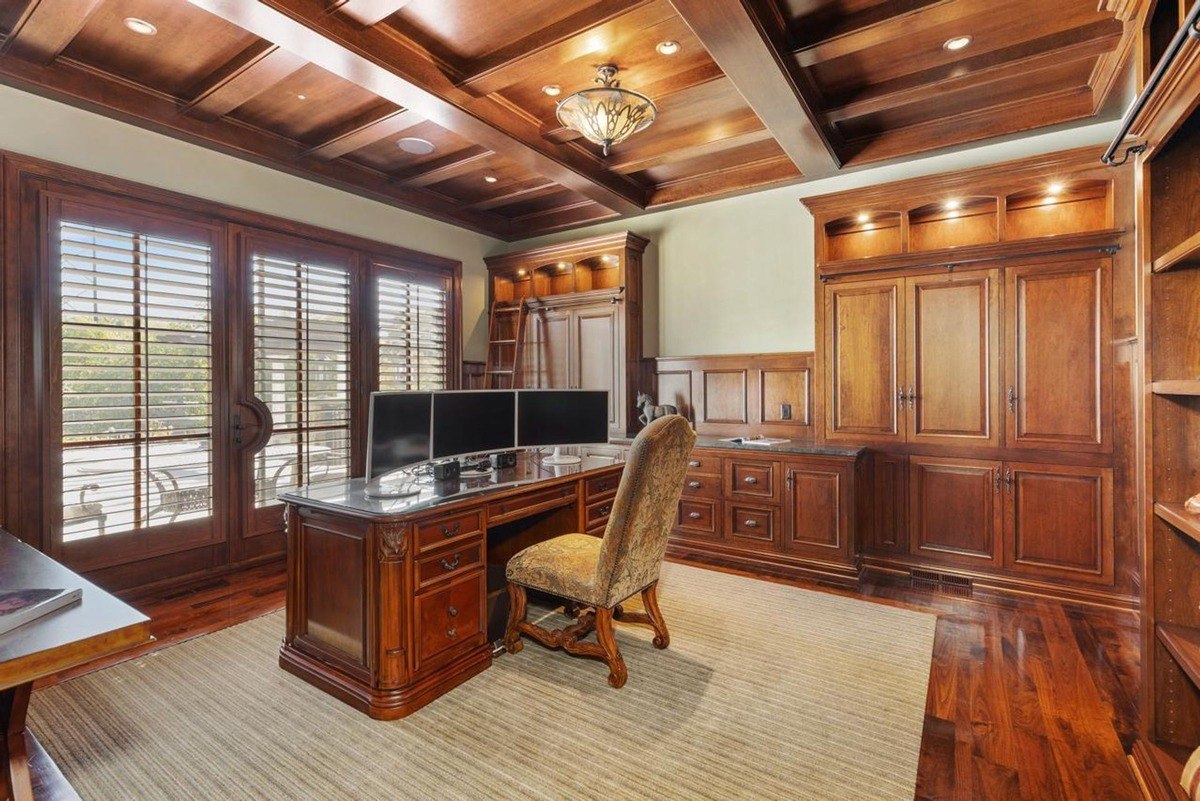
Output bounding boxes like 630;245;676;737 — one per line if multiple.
517;390;609;447
366;392;432;480
431;391;517;459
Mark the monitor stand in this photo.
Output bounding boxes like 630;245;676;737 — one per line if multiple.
541;446;581;466
363;473;422;499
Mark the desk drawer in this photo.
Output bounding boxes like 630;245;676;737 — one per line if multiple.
416;540;484;591
415;509;483;554
676;498;720;540
685;453;720;475
488;484;577;525
414;571;484;672
681;473;721;500
586;496;616;529
585;472;621;502
726;460;781;502
726;504;779;551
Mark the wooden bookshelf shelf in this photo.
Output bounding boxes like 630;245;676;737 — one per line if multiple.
1154;230;1200;273
1132;739;1190;801
1156;502;1200;544
1152;380;1200;396
1159;623;1200;691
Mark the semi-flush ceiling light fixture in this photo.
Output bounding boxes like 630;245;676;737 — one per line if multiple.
555;64;657;156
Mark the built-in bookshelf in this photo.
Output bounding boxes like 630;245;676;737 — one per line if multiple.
1129;2;1200;795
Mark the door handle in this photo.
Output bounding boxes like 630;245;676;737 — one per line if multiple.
1004;468;1013;494
1007;386;1017;412
232;413;243;446
993;468;1001;494
907;387;916;410
898;387;906;412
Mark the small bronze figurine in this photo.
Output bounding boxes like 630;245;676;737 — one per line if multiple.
637;392;678;427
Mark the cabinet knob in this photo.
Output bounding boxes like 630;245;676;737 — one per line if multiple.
688;460;701;468
447;605;458;617
744;519;759;528
743;476;758;485
446;628;457;639
688;511;701;520
597;504;612;516
688;480;701;489
440;554;461;571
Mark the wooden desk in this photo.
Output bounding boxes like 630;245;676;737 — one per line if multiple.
0;530;151;801
278;451;626;720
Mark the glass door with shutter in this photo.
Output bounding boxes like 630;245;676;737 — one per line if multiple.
51;202;224;568
240;236;357;537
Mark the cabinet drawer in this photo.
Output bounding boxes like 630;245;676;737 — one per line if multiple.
414;572;484;672
676;498;720;540
488;483;577;524
681;473;721;499
586;496;616;529
415;540;484;591
726;504;779;551
684;453;720;475
585;472;621;502
726;460;781;502
415;510;483;553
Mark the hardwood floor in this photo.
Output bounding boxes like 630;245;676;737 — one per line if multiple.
29;557;1140;800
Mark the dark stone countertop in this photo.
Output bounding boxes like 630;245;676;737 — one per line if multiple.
610;434;865;458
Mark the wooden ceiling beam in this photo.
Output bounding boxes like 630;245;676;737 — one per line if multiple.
0;0;104;64
328;0;413;27
457;0;657;94
303;105;419;159
648;153;798;207
390;145;491;186
826;19;1122;124
607;111;771;173
789;0;949;53
183;41;307;120
187;0;647;215
667;0;841;177
463;180;560;211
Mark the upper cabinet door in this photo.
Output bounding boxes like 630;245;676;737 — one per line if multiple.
528;309;570;389
573;306;620;428
1005;259;1112;453
905;269;1002;448
824;278;905;443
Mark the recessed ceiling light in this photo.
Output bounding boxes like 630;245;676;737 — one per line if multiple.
542;84;562;97
1047;182;1065;195
484;175;498;183
943;35;972;51
517;269;527;277
396;137;436;155
856;212;870;224
123;17;157;36
656;40;681;56
944;199;962;211
296;94;307;101
557;261;572;271
600;254;619;264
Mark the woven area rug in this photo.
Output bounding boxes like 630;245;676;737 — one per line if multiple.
29;563;936;800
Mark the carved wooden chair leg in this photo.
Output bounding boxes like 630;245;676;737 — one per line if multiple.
641;583;669;649
593;607;628;689
503;582;527;654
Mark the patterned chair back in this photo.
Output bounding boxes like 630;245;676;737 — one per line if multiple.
594;415;697;607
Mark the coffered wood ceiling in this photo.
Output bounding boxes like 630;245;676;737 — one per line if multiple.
0;0;1147;239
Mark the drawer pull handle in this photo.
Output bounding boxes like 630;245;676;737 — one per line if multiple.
447;628;457;639
440;522;460;538
596;481;611;492
743;476;759;485
688;460;701;468
440;554;461;571
597;504;612;516
744;519;759;528
687;480;701;489
447;605;458;617
688;511;701;520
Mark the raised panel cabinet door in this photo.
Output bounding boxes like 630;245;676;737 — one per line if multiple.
1003;462;1113;585
905;270;1002;447
1005;259;1112;452
782;459;853;561
529;309;570;389
868;453;908;554
573;306;620;426
824;278;905;443
909;456;1002;567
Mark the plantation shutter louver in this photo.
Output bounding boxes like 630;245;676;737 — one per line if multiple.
377;270;450;391
59;220;214;543
252;254;352;506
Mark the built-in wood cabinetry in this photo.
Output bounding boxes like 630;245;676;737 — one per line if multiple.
485;232;647;436
805;148;1136;608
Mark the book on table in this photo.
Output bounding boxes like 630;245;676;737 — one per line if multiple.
0;587;82;636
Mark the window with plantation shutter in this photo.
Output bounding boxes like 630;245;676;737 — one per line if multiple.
252;254;352;507
376;268;451;391
58;220;214;543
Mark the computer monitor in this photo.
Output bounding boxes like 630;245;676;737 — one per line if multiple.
517;390;609;465
365;391;433;497
430;390;517;460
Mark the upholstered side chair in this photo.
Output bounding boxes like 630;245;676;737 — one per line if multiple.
503;414;697;688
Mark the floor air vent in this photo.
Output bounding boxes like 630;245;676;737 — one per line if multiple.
909;568;973;596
